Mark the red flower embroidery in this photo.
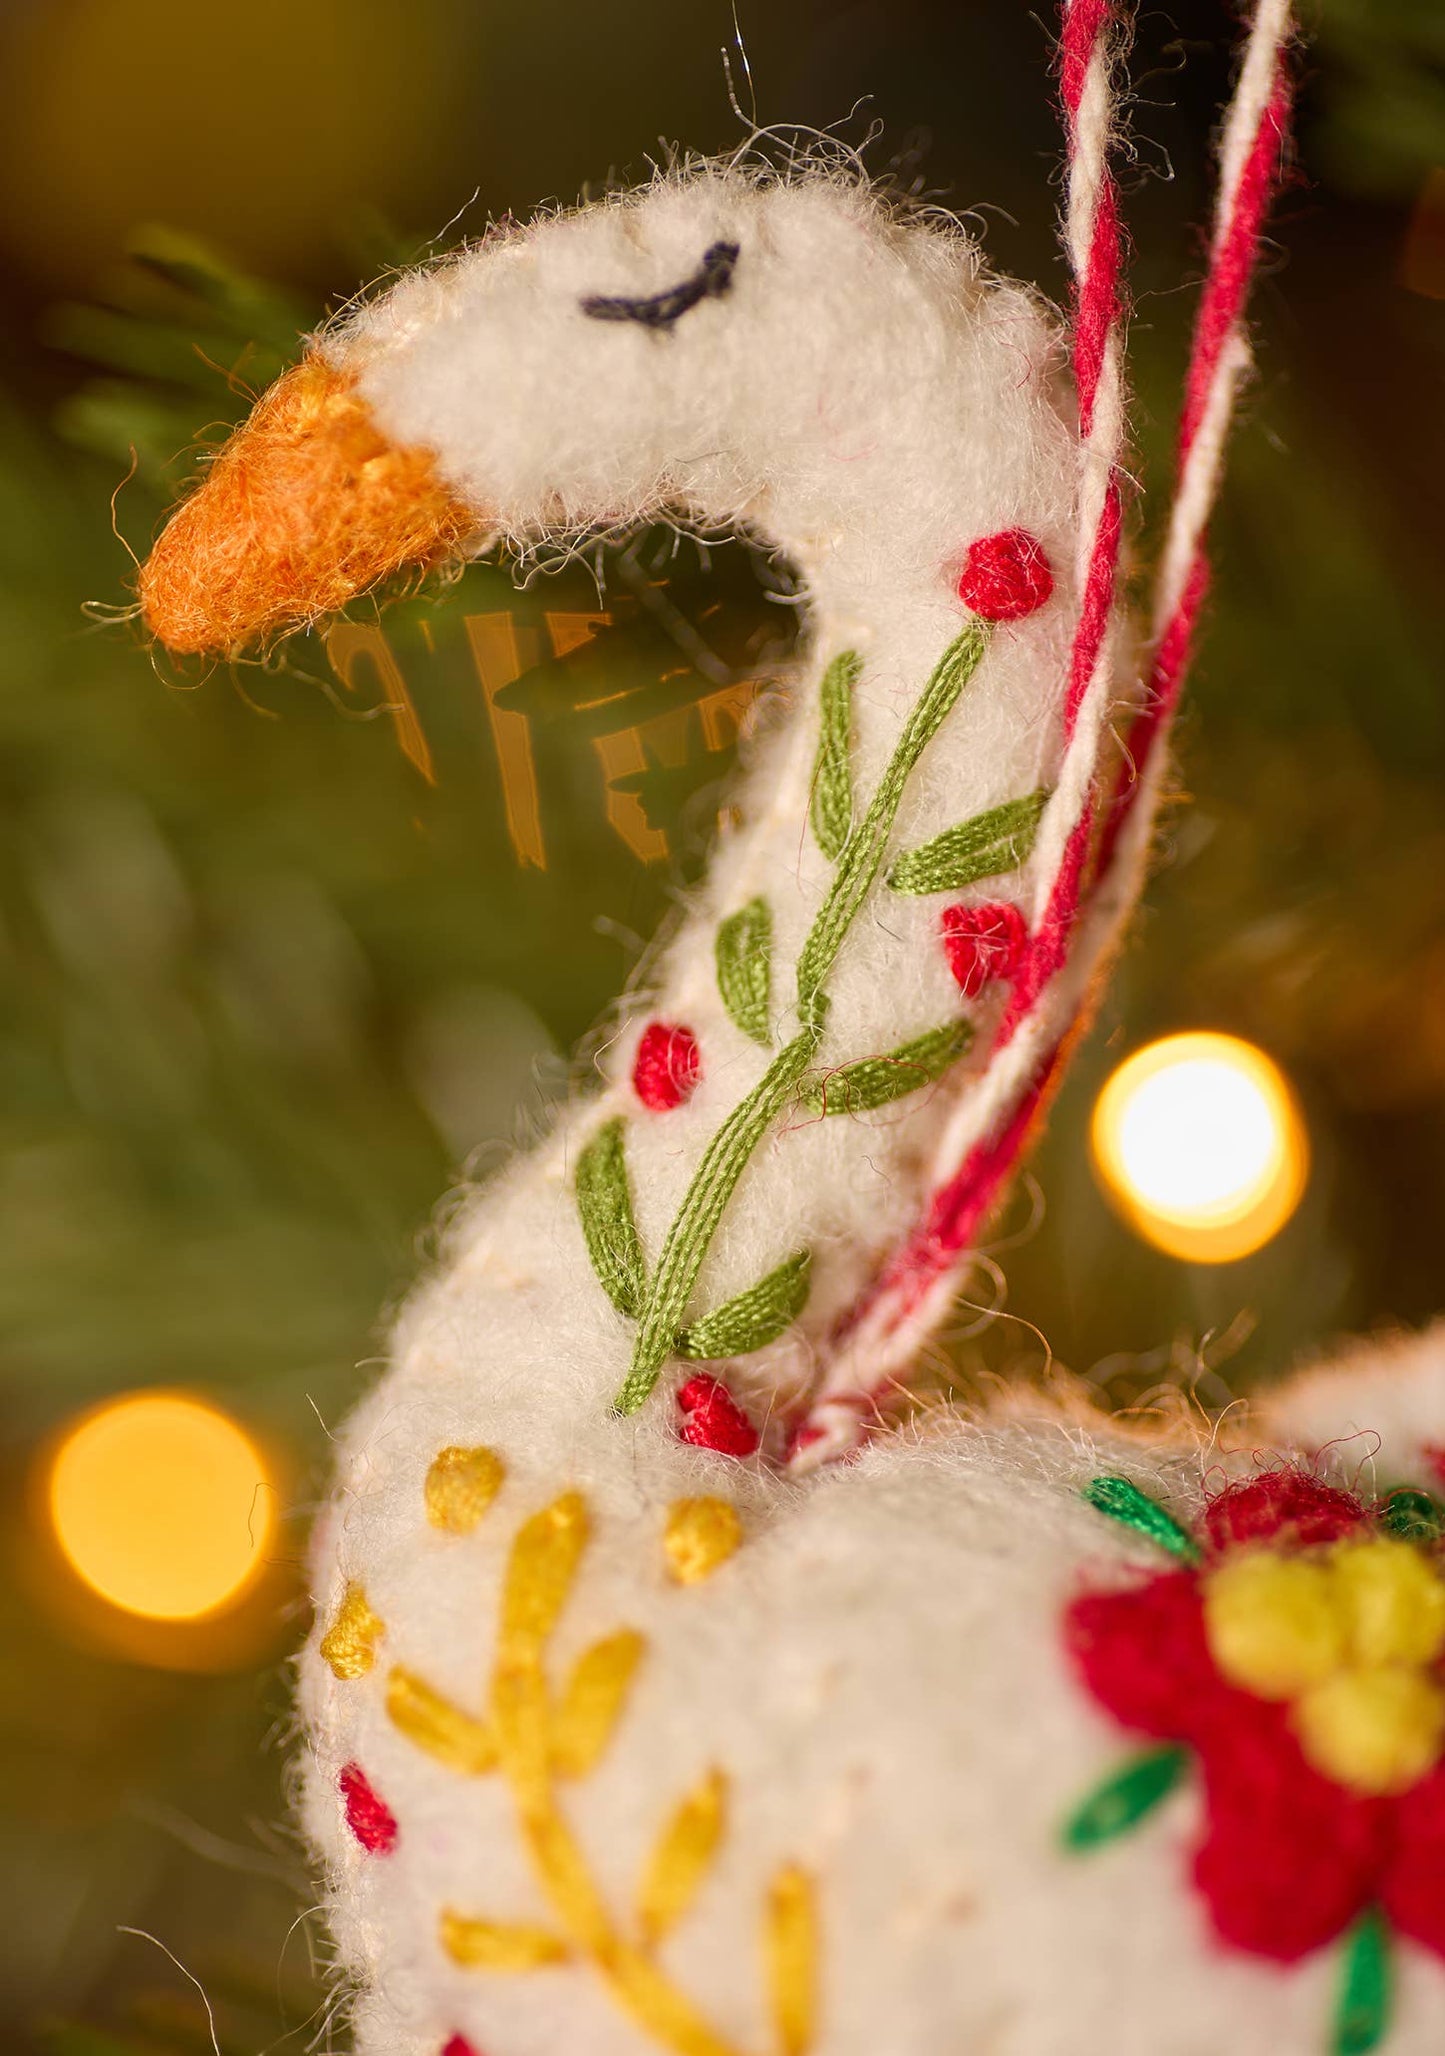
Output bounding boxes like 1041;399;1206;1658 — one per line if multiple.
1064;1469;1445;2049
955;528;1054;622
340;1760;399;1853
633;1020;702;1111
940;899;1027;997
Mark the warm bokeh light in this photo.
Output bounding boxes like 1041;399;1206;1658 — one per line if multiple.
48;1393;273;1621
1091;1032;1308;1262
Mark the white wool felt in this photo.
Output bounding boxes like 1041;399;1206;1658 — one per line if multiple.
322;167;1093;1413
296;168;1445;2056
1261;1321;1445;1489
303;1363;1445;2056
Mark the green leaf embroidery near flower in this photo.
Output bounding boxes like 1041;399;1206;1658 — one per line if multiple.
810;650;862;862
716;897;774;1045
886;787;1050;895
1062;1744;1189;1850
797;1020;973;1118
1333;1908;1392;2056
575;1117;647;1318
677;1248;812;1360
1082;1476;1202;1564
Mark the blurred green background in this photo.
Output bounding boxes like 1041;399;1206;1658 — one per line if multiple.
0;1;1441;2049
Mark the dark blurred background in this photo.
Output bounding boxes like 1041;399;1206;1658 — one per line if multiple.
0;2;1441;2049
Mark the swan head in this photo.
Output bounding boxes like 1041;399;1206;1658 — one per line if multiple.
140;167;1070;656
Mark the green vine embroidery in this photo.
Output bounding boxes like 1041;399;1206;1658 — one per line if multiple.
887;787;1050;896
716;898;774;1046
576;621;1036;1417
809;649;861;861
678;1249;812;1361
797;1020;973;1118
576;1117;647;1319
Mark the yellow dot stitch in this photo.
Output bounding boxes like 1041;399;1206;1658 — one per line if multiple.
664;1498;744;1585
319;1581;384;1680
425;1443;506;1534
1204;1552;1344;1700
1295;1665;1445;1797
1331;1537;1445;1669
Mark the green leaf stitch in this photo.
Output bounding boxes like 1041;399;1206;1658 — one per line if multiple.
810;650;862;861
887;787;1050;896
797;1019;973;1118
1081;1476;1202;1564
716;897;774;1046
1332;1909;1392;2056
1062;1745;1189;1850
575;1118;647;1318
677;1248;813;1360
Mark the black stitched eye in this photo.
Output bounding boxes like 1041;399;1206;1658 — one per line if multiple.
580;241;739;332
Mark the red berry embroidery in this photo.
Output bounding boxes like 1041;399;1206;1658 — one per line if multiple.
956;528;1054;622
339;1761;398;1854
941;900;1028;997
633;1021;702;1111
441;2039;481;2056
677;1374;760;1458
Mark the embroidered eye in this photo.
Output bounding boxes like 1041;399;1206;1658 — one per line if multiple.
580;240;739;332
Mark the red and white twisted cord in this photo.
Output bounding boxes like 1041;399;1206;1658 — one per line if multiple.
791;0;1294;1471
1100;0;1294;868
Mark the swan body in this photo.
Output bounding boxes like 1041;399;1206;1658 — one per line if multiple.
139;168;1445;2056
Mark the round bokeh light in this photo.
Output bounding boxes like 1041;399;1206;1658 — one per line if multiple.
1091;1032;1308;1263
48;1392;273;1621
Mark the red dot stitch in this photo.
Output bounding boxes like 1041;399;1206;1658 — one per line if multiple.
1425;1446;1445;1492
940;900;1028;998
340;1761;399;1854
955;528;1054;622
633;1021;702;1111
441;2039;482;2056
677;1374;760;1458
1202;1470;1368;1557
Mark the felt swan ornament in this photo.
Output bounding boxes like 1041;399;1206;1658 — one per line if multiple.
137;6;1445;2052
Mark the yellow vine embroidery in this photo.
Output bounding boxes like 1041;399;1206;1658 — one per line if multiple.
320;1581;384;1680
664;1498;743;1586
383;1484;819;2056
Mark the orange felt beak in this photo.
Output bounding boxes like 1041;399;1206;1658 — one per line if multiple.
138;356;476;656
